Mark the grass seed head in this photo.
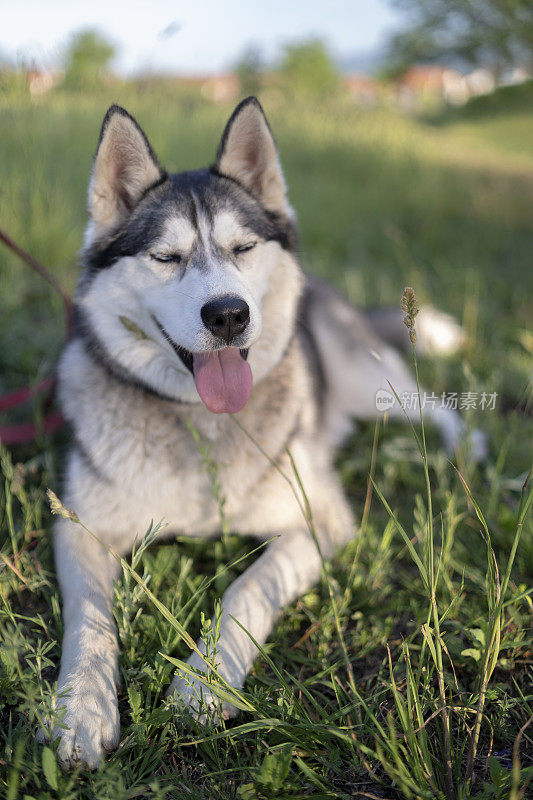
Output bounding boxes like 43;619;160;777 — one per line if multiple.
47;488;79;522
119;316;153;341
401;286;419;345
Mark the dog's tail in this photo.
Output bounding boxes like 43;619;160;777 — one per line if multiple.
364;305;465;357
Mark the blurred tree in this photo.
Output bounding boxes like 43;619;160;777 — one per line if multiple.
235;45;264;96
386;0;533;78
63;30;116;89
279;39;339;95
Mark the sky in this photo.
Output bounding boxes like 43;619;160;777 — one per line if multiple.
1;0;402;75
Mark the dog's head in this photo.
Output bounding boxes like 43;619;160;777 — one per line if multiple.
77;98;302;413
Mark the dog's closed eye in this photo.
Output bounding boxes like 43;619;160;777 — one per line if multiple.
150;253;182;264
233;242;256;256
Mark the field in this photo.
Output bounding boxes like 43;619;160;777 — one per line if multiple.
0;83;532;799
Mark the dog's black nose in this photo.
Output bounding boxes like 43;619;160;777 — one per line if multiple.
201;295;250;343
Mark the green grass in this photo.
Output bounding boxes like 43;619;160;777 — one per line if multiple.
429;81;533;158
0;83;532;799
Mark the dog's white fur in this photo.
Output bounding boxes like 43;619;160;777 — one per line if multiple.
38;100;484;768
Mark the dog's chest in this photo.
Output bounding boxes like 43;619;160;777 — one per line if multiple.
61;336;310;537
83;399;302;539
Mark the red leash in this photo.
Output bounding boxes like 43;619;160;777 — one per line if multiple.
0;227;73;445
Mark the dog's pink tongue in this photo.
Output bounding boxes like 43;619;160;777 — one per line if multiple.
193;348;252;414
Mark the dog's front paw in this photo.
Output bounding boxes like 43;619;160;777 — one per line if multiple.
167;673;239;725
37;676;120;770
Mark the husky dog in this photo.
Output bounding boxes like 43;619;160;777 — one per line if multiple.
39;98;482;768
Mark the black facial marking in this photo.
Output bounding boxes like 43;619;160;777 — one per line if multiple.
83;176;173;274
83;168;298;280
208;167;298;252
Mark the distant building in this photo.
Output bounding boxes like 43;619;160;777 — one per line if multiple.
396;65;468;107
343;73;380;105
395;62;531;109
26;68;62;95
464;68;495;98
176;73;240;103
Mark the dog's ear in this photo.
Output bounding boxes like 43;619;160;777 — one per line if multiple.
215;97;287;212
89;106;164;233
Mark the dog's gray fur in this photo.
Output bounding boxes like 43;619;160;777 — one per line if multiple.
38;98;482;768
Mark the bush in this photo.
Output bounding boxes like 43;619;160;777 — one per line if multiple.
279;39;339;97
63;29;116;90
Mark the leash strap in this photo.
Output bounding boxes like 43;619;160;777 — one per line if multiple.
0;226;72;445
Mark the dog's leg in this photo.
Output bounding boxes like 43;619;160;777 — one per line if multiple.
329;343;486;459
168;528;322;721
304;276;486;459
37;518;121;769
